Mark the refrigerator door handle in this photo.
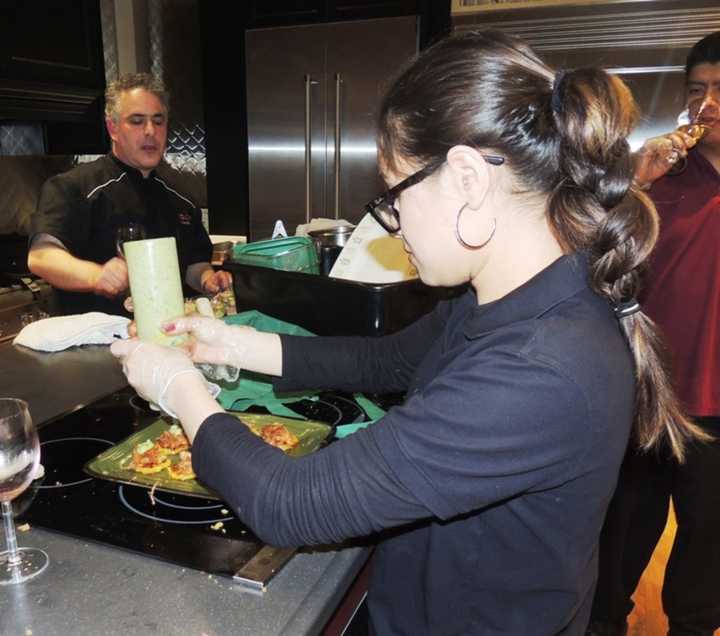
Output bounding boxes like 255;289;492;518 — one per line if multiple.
304;74;316;223
334;73;343;219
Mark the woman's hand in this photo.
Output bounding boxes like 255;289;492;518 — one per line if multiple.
163;315;246;367
164;316;283;377
633;128;697;189
111;338;224;440
111;339;200;413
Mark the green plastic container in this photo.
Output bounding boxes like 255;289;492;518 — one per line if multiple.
230;236;319;274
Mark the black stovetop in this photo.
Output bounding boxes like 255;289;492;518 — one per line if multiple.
18;388;365;585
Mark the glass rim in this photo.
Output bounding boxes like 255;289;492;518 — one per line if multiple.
0;398;30;414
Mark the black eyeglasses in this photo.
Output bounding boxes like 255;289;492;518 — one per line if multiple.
364;153;505;234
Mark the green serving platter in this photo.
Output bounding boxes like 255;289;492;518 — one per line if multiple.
84;413;333;499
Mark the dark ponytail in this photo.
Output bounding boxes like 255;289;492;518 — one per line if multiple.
378;29;707;461
550;68;709;461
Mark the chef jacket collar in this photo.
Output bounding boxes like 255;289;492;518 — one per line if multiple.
463;252;591;339
109;152;158;180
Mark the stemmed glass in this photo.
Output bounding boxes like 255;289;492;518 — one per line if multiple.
115;222;147;258
668;98;719;174
0;398;48;585
116;222;147;307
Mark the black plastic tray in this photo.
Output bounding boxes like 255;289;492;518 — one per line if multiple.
223;262;463;336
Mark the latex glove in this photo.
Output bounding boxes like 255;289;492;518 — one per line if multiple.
163;315;251;368
94;256;129;298
110;339;218;418
633;128;697;189
200;269;233;293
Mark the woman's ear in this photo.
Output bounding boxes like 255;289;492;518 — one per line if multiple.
445;146;493;211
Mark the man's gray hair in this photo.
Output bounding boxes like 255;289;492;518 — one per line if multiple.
105;73;169;121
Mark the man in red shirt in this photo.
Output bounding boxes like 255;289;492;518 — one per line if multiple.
587;31;720;636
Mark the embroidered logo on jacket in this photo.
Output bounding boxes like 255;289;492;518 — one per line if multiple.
178;211;192;225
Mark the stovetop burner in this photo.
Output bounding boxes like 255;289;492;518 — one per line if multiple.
39;437;113;488
19;387;368;587
118;486;235;525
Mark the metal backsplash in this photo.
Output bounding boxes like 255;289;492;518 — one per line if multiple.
100;0;119;84
148;0;207;178
0;124;45;156
0;155;76;236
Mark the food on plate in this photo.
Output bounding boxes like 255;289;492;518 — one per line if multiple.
251;423;300;451
156;424;190;455
167;451;196;480
130;439;171;474
125;418;301;485
129;428;193;480
212;290;236;317
184;290;236;318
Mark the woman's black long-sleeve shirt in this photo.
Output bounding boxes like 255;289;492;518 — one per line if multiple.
192;253;634;636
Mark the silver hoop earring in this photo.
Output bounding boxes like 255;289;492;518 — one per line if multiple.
454;203;496;250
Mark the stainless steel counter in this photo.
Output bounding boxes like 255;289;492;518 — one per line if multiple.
0;341;127;425
0;526;369;636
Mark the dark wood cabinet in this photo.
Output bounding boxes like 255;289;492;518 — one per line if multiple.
248;0;325;26
0;0;107;153
247;0;420;28
329;0;418;21
1;0;105;89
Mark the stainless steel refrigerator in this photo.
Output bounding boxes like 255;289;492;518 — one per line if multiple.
245;16;418;240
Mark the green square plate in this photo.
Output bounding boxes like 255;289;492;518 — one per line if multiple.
84;413;333;499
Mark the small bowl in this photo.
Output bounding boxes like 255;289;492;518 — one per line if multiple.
308;226;355;275
307;226;355;250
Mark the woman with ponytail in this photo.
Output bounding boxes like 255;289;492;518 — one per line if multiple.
111;30;699;635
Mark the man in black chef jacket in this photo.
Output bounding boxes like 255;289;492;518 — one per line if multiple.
28;73;231;316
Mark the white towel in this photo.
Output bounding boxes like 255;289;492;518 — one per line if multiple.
13;312;130;352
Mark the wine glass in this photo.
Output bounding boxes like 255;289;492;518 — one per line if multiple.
668;98;719;175
0;398;48;585
115;222;147;258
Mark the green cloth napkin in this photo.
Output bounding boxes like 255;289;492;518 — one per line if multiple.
223;310;316;337
217;311;316;416
217;311;390;433
334;393;387;438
